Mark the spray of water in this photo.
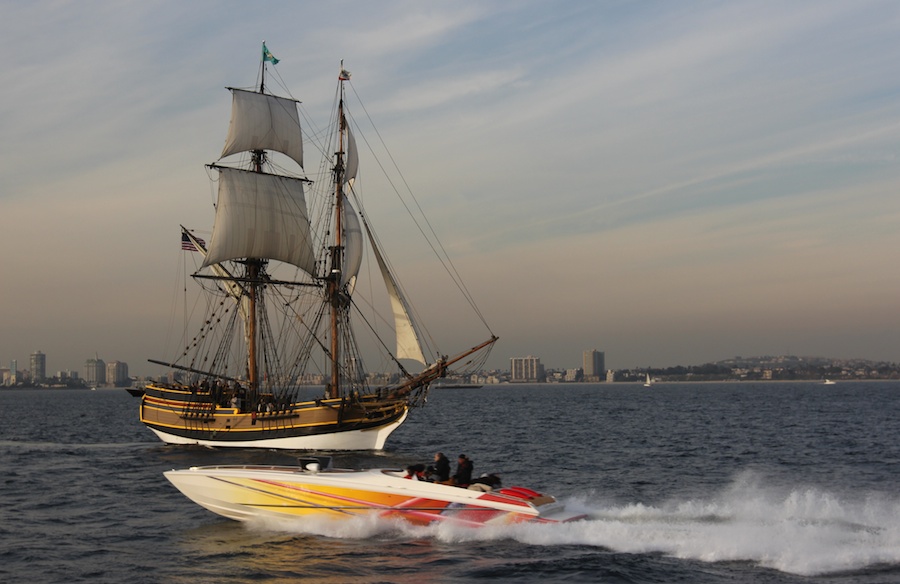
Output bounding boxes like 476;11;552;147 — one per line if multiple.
245;471;900;576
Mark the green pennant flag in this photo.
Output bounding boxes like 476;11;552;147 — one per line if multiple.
262;43;279;65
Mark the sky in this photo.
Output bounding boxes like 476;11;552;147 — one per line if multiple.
2;0;900;377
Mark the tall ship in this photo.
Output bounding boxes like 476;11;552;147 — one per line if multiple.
140;44;497;449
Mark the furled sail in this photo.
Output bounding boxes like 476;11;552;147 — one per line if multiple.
221;89;304;168
344;126;358;184
202;167;316;274
341;198;363;290
364;227;427;365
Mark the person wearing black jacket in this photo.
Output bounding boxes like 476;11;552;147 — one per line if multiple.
433;452;451;482
452;454;473;485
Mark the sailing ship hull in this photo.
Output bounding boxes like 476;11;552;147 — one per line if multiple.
140;384;409;450
164;465;587;526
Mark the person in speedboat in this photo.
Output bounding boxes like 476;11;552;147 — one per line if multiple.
433;452;451;482
452;454;474;486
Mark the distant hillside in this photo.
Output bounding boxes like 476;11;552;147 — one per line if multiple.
714;355;894;369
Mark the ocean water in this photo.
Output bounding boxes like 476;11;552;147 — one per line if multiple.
1;382;899;583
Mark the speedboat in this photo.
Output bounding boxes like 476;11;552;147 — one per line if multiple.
164;458;586;527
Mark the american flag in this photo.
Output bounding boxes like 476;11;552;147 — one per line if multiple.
181;232;206;252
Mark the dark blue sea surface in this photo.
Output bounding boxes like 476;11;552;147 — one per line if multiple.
2;382;899;583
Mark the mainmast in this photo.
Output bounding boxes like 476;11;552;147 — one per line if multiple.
243;43;274;394
202;42;314;398
326;63;349;399
245;149;263;393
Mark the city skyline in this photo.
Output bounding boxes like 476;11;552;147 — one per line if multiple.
3;345;895;385
2;2;899;377
2;350;130;384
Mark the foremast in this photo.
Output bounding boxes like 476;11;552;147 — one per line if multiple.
326;64;350;399
324;62;497;403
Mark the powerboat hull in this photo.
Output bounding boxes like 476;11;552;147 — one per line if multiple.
164;464;586;526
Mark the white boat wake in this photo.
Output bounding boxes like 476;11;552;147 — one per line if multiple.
248;470;900;576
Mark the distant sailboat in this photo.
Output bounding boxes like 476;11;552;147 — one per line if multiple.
139;46;497;450
644;373;653;387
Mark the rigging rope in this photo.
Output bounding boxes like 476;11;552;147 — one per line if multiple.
346;82;495;335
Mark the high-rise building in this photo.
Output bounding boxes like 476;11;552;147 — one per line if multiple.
106;361;129;387
84;358;106;387
510;355;544;382
9;360;17;385
30;350;46;383
583;350;605;382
